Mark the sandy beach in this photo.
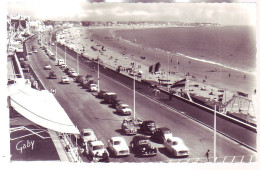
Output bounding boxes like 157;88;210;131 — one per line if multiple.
56;26;256;117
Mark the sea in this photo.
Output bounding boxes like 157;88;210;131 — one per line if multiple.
114;26;256;75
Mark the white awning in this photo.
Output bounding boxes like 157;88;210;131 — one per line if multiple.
9;86;79;134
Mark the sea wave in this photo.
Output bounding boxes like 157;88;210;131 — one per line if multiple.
116;34;256;76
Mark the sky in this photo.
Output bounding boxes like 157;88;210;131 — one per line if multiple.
6;0;257;26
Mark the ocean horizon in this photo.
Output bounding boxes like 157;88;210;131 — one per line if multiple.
113;26;256;74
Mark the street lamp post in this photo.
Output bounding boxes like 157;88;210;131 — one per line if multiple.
77;53;79;74
214;104;217;163
133;72;136;119
55;41;57;62
97;57;100;92
65;46;67;64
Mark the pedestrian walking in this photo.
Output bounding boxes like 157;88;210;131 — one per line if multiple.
169;91;173;101
205;149;210;162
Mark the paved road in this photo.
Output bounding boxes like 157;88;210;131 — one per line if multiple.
24;34;256;162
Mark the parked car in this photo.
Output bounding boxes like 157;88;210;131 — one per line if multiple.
97;90;108;99
107;137;130;157
140;120;156;135
65;68;75;74
44;64;51;70
85;75;93;81
121;118;137;135
80;129;97;146
61;76;70;84
115;103;132;115
60;64;67;69
69;70;78;77
164;136;189;157
89;83;98;92
104;92;120;106
49;71;57;79
151;127;172;143
83;80;97;89
130;135;157;156
86;141;109;162
75;75;86;84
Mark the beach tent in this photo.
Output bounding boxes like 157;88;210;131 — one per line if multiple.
9;85;79;134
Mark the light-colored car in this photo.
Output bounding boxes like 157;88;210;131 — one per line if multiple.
70;71;78;77
80;129;97;145
60;64;67;69
86;141;109;162
121;118;137;135
89;83;98;92
44;64;51;70
107;137;130;157
116;103;132;115
61;76;70;84
164;136;189;157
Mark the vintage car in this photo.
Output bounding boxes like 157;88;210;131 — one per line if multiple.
49;71;57;79
130;135;157;156
104;92;120;106
43;64;51;70
107;137;130;157
86;140;109;162
80;129;97;146
60;64;67;69
89;83;98;92
164;136;189;157
116;103;132;115
140;120;156;135
151;127;173;143
69;70;78;77
83;80;97;89
97;90;108;99
61;76;70;84
75;75;86;84
121;118;138;135
64;67;72;74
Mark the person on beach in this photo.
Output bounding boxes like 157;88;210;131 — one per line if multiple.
205;150;210;162
229;73;231;77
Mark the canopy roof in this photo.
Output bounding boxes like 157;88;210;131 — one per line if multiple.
9;85;79;134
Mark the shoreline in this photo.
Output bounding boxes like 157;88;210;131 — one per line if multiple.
56;26;256;117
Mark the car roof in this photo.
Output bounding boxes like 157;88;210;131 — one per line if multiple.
120;104;129;107
82;129;94;133
111;136;124;141
106;92;116;95
133;135;149;141
167;136;182;142
91;140;104;146
157;127;171;132
143;120;155;123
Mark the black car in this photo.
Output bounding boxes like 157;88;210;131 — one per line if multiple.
140;120;156;135
97;90;108;99
130;135;157;156
151;127;172;143
49;71;57;79
75;75;85;84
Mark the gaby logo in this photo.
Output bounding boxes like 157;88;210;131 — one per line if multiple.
16;140;35;153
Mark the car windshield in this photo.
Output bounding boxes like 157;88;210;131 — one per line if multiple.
164;130;171;134
147;123;155;126
114;141;121;145
122;106;129;109
139;140;149;145
83;132;91;136
172;141;178;145
93;145;104;150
